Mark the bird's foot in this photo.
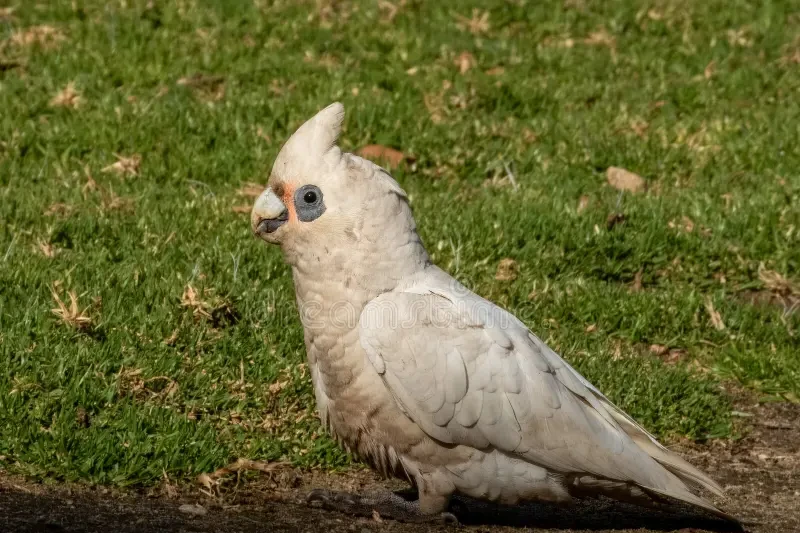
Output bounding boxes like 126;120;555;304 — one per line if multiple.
306;488;459;526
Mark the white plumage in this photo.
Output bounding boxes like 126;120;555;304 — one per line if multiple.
251;103;735;522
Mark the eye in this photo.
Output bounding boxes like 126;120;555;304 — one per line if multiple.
294;185;326;222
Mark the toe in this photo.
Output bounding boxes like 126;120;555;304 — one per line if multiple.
439;512;460;527
306;488;332;505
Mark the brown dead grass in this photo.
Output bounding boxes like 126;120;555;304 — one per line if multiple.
115;367;179;401
455;9;491;35
49;82;82;109
704;297;726;331
495;258;519;281
180;285;239;327
176;74;226;102
50;286;92;330
9;25;66;49
102;154;141;177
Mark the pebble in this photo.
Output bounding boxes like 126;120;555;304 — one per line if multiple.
178;503;207;517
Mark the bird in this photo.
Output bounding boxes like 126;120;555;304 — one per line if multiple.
250;102;738;526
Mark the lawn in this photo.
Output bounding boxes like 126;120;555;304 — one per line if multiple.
0;0;798;488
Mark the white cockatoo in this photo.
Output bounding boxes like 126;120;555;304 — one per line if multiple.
250;103;736;525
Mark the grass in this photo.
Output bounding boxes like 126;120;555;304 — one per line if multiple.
0;0;798;486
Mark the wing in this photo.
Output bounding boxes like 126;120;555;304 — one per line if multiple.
358;279;723;505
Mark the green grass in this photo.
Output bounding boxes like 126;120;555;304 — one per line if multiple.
1;0;798;485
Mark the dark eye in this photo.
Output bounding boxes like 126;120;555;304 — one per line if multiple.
294;185;326;222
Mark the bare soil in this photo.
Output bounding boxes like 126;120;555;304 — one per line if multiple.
1;401;797;533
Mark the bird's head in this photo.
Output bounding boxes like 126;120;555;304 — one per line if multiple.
251;103;424;272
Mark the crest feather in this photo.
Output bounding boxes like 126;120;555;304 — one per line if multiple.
271;103;345;180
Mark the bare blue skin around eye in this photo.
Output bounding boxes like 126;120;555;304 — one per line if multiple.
294;184;326;222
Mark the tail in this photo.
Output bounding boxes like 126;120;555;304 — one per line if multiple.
596;396;740;524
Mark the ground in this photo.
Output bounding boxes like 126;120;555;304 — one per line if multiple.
1;398;798;532
0;0;799;531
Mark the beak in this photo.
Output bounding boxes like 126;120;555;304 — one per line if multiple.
251;188;288;238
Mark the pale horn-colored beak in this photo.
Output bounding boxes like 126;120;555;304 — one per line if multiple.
251;188;288;238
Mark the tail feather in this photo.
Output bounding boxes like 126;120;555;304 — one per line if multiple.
596;395;725;497
630;433;724;497
643;485;741;526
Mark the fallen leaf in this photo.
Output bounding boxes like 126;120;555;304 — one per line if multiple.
356;144;408;169
454;51;476;74
704;297;726;331
607;167;646;193
577;195;590;213
102;154;141;176
585;324;597;333
485;66;505;76
495;258;519;281
49;82;82;109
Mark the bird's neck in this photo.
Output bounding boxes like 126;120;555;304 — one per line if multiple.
290;234;429;327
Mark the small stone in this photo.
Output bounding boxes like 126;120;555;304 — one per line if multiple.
179;503;207;517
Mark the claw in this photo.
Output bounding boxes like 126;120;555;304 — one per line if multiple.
304;488;459;525
439;512;460;526
306;488;331;506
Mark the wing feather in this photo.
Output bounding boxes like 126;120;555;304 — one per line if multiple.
358;284;726;515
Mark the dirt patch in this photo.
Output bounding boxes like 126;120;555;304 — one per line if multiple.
1;402;797;533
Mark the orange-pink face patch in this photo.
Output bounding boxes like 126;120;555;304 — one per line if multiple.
274;182;296;223
283;184;296;222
